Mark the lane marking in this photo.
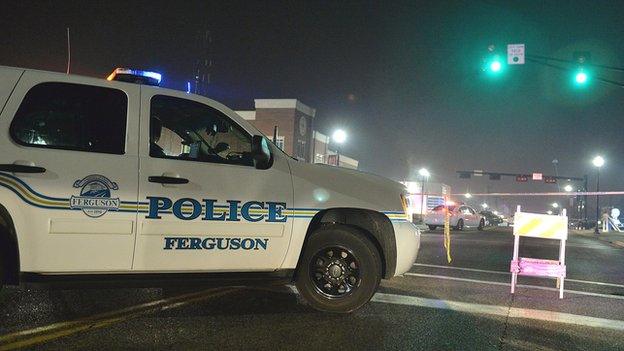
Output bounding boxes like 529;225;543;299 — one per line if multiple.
420;235;607;249
0;288;237;351
412;263;624;289
404;273;624;300
371;293;624;332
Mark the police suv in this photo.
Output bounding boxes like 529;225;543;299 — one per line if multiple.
0;66;420;312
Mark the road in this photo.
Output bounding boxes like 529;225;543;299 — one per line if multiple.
1;228;624;350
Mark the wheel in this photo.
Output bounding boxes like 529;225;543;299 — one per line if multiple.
478;219;485;231
428;225;437;230
453;219;464;231
295;224;382;313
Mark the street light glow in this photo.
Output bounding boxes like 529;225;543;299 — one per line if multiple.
552;202;559;208
564;184;573;192
332;129;347;144
592;155;605;168
481;203;488;209
418;168;430;178
547;210;553;215
464;193;472;198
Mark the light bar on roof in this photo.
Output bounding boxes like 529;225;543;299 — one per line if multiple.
106;68;162;86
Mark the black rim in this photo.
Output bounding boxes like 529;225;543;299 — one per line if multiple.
309;246;361;299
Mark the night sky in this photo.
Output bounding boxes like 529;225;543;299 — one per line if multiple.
2;0;623;213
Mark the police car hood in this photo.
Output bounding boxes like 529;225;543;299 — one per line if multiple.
288;161;406;212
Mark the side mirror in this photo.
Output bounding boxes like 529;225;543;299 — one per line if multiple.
251;135;272;169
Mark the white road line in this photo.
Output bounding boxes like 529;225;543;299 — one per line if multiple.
371;293;624;332
403;272;624;300
420;235;606;249
412;263;624;289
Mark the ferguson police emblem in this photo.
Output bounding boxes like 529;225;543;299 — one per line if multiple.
70;175;120;217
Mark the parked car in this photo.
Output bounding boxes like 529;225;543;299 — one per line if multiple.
425;204;485;230
479;210;503;226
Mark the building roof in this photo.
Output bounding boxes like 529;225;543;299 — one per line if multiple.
236;110;256;120
254;99;316;117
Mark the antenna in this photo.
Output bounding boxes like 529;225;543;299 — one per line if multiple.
66;27;71;74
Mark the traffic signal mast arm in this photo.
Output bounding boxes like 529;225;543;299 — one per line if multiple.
525;55;624;88
456;170;585;182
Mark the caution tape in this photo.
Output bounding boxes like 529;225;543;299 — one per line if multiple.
443;195;452;263
450;191;624;197
408;191;624;197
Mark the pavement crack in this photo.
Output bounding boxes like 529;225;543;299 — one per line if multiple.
498;294;514;351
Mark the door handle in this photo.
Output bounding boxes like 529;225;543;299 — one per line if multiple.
148;176;189;184
0;164;46;173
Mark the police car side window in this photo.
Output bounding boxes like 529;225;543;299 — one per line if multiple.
10;82;127;154
150;95;254;167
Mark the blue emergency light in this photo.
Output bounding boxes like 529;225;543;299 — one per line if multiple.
106;68;162;86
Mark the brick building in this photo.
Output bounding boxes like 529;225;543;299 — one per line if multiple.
236;99;358;169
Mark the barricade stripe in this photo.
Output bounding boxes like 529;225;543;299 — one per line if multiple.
517;218;542;236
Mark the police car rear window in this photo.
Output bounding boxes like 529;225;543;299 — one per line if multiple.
10;82;127;154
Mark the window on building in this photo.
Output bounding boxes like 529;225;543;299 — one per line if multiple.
10;82;128;154
275;136;285;151
296;140;307;160
314;153;325;164
150;95;254;167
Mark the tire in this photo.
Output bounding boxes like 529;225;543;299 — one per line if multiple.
428;225;437;230
295;224;382;313
0;253;4;292
478;219;485;231
453;219;464;231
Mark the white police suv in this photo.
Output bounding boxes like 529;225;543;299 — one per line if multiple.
0;66;420;313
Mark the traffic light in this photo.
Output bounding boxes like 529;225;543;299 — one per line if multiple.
484;55;504;75
489;58;502;73
483;45;505;76
575;70;588;84
572;51;590;87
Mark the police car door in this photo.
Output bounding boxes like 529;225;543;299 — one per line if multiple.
0;70;140;272
134;89;293;272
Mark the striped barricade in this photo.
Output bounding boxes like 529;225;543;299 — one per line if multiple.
510;206;568;299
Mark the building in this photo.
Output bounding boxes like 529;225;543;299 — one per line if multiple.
236;99;358;169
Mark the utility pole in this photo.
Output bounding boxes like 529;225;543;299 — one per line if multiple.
193;30;213;96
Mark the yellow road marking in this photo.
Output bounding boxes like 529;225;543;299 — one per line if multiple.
0;288;237;351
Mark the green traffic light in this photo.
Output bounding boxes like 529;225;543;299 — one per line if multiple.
490;61;502;72
575;71;588;84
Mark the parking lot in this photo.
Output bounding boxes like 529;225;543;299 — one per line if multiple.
2;228;623;350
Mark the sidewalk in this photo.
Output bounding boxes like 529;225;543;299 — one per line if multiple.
572;229;624;249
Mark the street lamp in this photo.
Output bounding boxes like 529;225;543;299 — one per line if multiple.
332;129;347;144
564;184;573;192
418;168;430;223
551;202;559;208
331;129;347;167
464;193;472;199
481;203;488;209
592;155;605;234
